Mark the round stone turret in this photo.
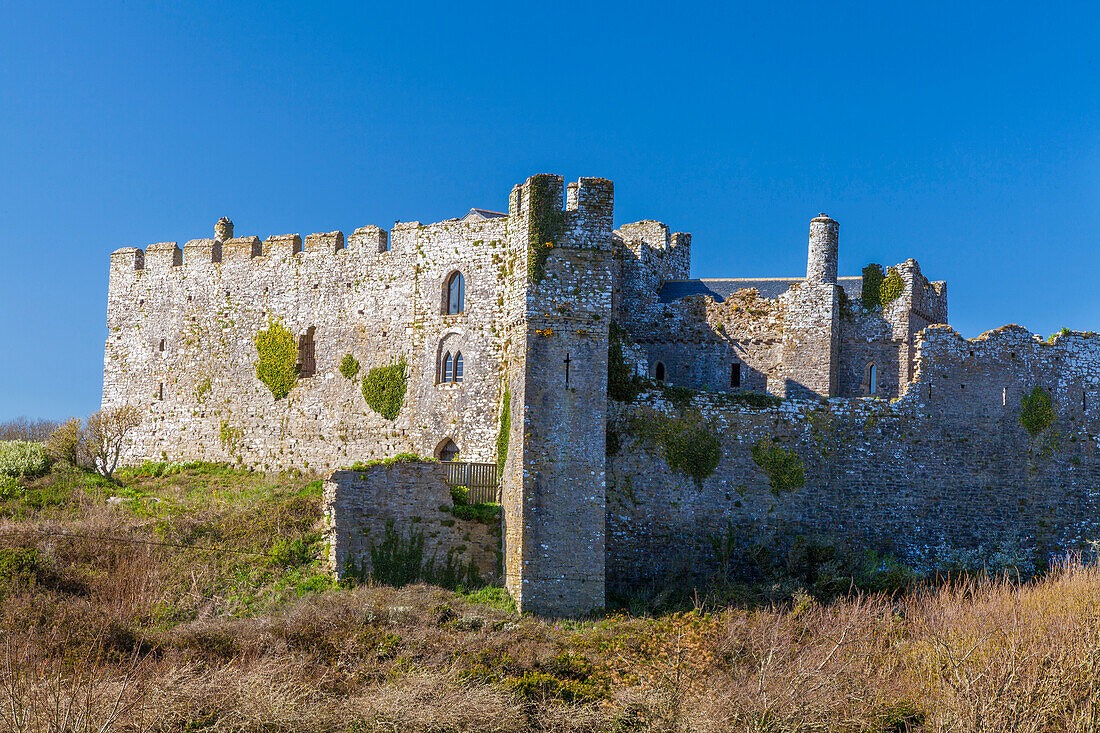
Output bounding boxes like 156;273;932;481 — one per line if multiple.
806;213;838;285
214;217;234;241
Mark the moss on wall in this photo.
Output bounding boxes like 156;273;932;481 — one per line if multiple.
253;319;297;399
750;439;804;496
526;174;566;284
362;359;407;421
496;388;510;475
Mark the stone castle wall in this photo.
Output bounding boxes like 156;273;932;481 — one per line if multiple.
324;461;500;582
606;324;1100;590
105;210;522;473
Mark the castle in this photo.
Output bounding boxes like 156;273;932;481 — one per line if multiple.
105;174;1100;615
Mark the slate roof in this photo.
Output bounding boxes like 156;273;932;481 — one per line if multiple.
659;277;863;303
462;208;508;221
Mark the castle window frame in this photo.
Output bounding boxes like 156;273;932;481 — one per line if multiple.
437;332;466;386
298;327;316;378
442;351;454;383
444;271;465;315
730;362;741;389
867;362;877;396
158;339;166;353
655;362;666;383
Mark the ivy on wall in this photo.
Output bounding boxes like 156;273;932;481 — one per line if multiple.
861;264;903;309
526;174;566;283
496;388;510;475
880;267;903;305
362;359;407;421
608;322;643;402
861;264;884;308
750;439;805;497
340;353;361;380
254;319;298;399
1020;387;1055;437
626;410;720;486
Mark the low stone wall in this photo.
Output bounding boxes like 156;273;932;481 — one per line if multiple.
323;460;501;583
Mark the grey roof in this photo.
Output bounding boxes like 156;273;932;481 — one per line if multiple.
462;208;508;221
659;277;863;303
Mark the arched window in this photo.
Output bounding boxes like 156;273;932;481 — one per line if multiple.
445;272;465;314
730;362;741;388
454;351;463;382
442;352;454;383
655;362;666;382
438;439;460;462
867;363;877;396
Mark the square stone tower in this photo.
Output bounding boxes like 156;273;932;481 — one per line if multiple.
499;175;615;615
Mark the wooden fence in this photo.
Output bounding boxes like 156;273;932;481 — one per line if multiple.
443;461;499;504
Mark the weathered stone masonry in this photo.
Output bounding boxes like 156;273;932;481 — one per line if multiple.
106;172;1098;614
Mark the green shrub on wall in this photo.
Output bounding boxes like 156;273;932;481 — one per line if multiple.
496;388;510;474
340;353;360;380
1020;387;1055;436
526;174;566;284
254;319;298;399
751;439;805;497
362;359;407;421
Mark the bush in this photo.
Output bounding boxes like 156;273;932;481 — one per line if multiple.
0;441;50;477
254;319;298;399
47;417;87;467
86;405;143;480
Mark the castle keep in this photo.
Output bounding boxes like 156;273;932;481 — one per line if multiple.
105;174;1100;615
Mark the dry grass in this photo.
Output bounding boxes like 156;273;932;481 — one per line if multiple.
3;466;1100;731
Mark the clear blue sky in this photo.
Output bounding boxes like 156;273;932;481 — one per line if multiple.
1;1;1098;419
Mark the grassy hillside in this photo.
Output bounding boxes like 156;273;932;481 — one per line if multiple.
2;463;1100;731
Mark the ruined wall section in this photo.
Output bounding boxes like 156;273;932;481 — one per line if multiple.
105;214;515;472
838;259;948;399
606;324;1100;589
324;461;500;583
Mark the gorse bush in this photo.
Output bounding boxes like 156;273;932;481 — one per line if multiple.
0;441;50;477
254;319;298;399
